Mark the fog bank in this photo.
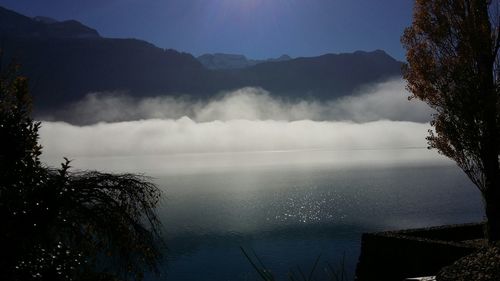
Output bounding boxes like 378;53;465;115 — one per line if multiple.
43;80;433;124
39;119;431;158
38;79;437;161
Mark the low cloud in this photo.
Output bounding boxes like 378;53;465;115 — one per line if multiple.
42;79;433;124
331;80;432;122
37;79;438;162
39;119;431;158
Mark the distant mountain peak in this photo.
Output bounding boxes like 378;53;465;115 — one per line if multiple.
213;53;247;59
47;19;100;38
0;5;100;39
277;54;292;60
33;16;58;24
353;49;392;58
197;53;292;70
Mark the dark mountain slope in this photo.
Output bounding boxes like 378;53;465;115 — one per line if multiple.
2;37;207;110
0;6;403;115
197;53;292;70
228;50;401;99
0;6;100;39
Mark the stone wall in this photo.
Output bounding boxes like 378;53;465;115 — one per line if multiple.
355;223;484;281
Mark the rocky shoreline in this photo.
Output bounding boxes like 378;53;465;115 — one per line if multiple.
437;244;500;281
355;223;486;281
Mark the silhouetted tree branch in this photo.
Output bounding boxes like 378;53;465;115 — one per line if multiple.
402;0;500;242
0;64;164;281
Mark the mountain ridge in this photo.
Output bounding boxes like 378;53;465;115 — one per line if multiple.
0;5;403;116
0;6;100;39
197;53;292;70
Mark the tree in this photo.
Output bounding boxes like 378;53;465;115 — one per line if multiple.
0;64;164;280
402;0;500;242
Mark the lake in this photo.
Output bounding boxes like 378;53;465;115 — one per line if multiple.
42;148;484;280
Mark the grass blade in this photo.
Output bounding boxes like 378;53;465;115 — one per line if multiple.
240;246;271;281
308;254;322;281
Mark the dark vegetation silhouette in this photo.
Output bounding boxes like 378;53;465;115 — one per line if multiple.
241;247;348;281
402;0;500;242
0;64;164;280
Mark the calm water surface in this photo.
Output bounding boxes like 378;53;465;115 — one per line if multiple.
43;149;484;280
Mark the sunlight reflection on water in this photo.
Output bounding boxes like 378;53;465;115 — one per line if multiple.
42;148;483;281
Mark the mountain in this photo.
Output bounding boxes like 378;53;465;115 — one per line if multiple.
0;6;403;116
0;6;207;111
2;37;206;109
227;50;401;100
268;54;292;62
0;6;100;39
32;16;58;24
197;53;291;70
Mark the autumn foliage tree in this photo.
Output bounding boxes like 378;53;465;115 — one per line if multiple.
402;0;500;242
0;65;164;280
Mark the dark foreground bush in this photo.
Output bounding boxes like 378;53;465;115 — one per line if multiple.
0;65;164;281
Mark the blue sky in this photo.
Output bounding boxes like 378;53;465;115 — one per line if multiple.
0;0;414;60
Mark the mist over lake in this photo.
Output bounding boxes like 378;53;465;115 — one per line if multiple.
38;82;484;280
41;80;432;125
